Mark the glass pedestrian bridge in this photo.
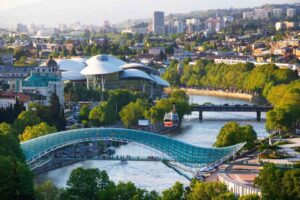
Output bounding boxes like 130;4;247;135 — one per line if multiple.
21;128;244;169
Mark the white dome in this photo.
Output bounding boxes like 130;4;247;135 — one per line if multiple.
56;59;86;72
81;55;126;75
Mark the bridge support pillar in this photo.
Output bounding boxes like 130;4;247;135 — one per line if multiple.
199;111;203;121
256;111;261;121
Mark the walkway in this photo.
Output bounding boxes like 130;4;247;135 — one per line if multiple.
21;128;244;169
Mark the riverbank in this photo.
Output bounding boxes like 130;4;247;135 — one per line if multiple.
165;88;253;101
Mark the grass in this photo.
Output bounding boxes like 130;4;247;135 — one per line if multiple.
274;140;294;146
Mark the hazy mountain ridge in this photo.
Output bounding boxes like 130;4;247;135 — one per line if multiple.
0;0;297;27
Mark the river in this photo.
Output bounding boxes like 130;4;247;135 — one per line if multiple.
35;95;269;192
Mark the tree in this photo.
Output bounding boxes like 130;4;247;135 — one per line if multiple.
89;102;116;126
187;181;232;200
119;99;149;128
13;110;41;136
48;93;66;131
238;194;260;200
79;105;91;124
0;156;34;200
65;168;113;200
19;122;57;141
0;123;24;160
35;181;62;200
214;122;257;150
254;164;288;200
162;182;185;200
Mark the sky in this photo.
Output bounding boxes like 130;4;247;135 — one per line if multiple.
0;0;297;27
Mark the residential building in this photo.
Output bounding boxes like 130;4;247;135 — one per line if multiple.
153;11;165;35
254;8;270;20
174;20;185;34
0;38;6;49
0;53;13;66
186;18;201;33
273;8;283;18
122;23;148;34
207;18;224;32
16;23;28;33
287;8;296;18
275;21;295;31
21;57;64;106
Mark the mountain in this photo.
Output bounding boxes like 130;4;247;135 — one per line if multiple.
0;0;296;27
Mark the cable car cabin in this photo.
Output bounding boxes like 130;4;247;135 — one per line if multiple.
164;112;179;128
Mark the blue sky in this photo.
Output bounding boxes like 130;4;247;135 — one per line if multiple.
0;0;297;26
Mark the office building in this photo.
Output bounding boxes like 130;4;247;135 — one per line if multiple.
287;8;296;18
153;11;165;35
186;18;201;33
273;8;283;18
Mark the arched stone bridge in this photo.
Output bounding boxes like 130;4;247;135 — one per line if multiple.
21;128;244;169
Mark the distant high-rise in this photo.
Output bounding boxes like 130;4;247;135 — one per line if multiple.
273;8;283;18
287;8;296;18
153;11;165;35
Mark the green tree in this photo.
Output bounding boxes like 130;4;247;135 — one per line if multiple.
238;194;260;200
0;123;24;160
162;182;185;200
89;102;115;126
187;181;231;200
65;168;113;200
0;156;34;199
79;105;91;123
48;93;66;131
214;122;257;150
254;164;286;200
119;99;149;128
35;180;62;200
13;110;41;136
19;122;57;141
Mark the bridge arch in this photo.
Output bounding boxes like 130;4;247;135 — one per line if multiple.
21;128;244;169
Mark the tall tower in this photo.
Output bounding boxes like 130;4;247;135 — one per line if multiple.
153;11;165;35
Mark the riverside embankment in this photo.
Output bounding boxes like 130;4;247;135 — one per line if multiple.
165;88;253;101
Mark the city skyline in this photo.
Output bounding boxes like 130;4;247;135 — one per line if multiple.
0;0;298;27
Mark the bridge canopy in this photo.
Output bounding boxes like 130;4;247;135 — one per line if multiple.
21;128;244;168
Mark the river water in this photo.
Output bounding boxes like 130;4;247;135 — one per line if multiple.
35;95;268;192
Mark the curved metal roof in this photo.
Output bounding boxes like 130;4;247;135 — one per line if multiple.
56;59;86;72
120;63;160;75
21;128;244;168
120;69;155;81
61;71;86;81
150;74;170;87
81;55;125;75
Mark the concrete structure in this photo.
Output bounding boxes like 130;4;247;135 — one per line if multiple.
275;21;295;30
0;53;13;65
218;173;261;197
273;8;283;18
206;18;224;32
21;57;64;106
287;8;296;18
186;18;201;33
122;22;148;34
191;105;273;121
153;11;165;35
174;20;185;34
